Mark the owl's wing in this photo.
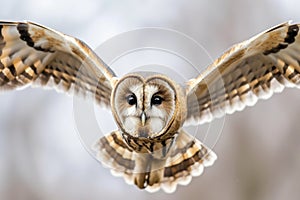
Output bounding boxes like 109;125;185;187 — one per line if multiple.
186;22;300;125
0;21;116;106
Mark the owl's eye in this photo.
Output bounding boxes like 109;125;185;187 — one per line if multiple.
151;95;163;106
126;94;137;105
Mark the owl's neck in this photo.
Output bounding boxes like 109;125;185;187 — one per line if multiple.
121;131;179;159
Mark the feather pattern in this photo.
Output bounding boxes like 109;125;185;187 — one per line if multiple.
186;22;300;125
1;20;300;193
93;130;216;193
0;21;116;106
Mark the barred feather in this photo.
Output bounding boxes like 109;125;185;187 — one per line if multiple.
0;21;116;106
186;22;300;125
1;20;300;193
93;130;216;193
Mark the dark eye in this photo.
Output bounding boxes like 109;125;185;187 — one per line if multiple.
126;94;137;105
151;95;163;106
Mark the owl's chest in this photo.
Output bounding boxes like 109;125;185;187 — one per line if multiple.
121;132;178;159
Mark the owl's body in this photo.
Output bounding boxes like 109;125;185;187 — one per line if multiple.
1;21;300;193
97;73;216;192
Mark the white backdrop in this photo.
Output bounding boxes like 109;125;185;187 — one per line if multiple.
1;0;300;200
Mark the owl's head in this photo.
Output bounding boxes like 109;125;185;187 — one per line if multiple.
111;73;186;139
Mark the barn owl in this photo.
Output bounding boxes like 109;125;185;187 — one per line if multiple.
0;21;300;193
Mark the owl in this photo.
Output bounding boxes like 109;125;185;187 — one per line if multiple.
0;21;300;193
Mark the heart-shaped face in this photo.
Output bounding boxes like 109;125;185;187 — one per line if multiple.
111;73;178;139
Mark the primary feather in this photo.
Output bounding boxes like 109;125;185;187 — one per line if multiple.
1;20;300;193
186;22;300;125
0;21;116;106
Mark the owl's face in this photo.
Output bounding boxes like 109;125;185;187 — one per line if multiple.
111;74;182;139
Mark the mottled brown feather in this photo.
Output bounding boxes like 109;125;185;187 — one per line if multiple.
0;21;115;106
186;22;300;125
94;130;216;193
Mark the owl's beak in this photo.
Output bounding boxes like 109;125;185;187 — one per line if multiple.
141;112;147;126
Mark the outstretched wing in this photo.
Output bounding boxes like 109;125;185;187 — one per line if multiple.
0;21;117;106
186;22;300;125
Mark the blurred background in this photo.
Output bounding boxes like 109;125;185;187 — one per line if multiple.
1;0;300;199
